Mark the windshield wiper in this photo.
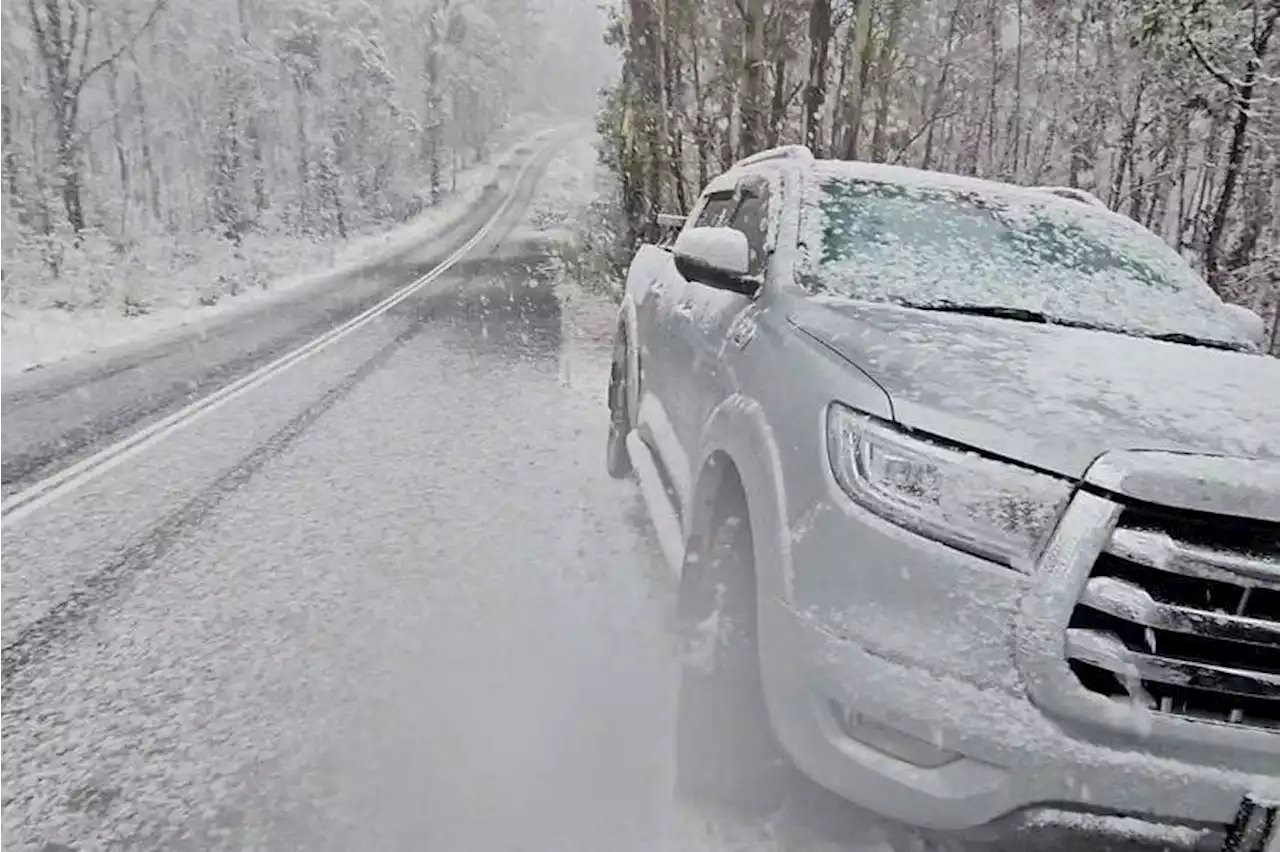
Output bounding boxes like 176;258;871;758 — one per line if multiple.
898;301;1100;330
901;303;1046;322
1143;331;1248;352
900;301;1249;351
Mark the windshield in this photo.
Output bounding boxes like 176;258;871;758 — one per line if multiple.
803;175;1252;348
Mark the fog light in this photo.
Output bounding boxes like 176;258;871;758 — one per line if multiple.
827;699;960;769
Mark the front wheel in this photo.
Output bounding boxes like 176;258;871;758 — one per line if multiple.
605;330;633;479
674;488;790;817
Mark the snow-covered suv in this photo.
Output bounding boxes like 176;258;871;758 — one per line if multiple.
606;145;1280;849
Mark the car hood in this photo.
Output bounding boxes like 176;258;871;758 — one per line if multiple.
790;299;1280;478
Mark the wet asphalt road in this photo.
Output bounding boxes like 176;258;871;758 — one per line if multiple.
1;136;1189;852
1;133;681;851
0;138;549;499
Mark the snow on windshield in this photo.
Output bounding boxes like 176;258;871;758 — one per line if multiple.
800;168;1250;348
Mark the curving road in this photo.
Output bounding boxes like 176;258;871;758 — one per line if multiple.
1;128;1178;852
1;128;684;852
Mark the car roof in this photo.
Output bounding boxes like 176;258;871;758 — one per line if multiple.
807;158;1086;207
713;147;1120;221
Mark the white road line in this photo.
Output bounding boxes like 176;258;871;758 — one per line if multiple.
1;130;565;528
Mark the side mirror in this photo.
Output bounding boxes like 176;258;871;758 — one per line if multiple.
673;226;759;296
1223;303;1266;347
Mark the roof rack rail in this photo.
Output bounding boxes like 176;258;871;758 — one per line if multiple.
734;145;815;169
1029;185;1108;209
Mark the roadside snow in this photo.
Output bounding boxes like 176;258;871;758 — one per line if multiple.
1;120;555;378
518;130;621;348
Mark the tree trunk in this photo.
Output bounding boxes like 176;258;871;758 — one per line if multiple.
691;21;709;188
768;56;787;147
213;87;244;242
840;0;876;160
627;0;664;223
663;0;689;212
922;0;962;171
830;19;853;154
1003;0;1025;178
130;56;163;223
426;26;443;205
1109;72;1147;212
107;60;130;235
1203;8;1277;290
870;0;906;163
233;0;265;216
295;80;311;231
29;0;165;233
1223;148;1275;281
0;94;18;207
658;0;679;210
55;102;85;233
983;0;1001;176
739;0;767;156
321;136;346;239
802;0;831;155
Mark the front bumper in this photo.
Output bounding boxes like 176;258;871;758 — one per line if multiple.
759;476;1280;844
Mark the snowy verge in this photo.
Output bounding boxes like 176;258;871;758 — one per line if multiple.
512;130;623;351
1;117;557;378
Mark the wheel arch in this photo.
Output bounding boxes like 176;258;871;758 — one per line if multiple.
687;394;794;608
617;296;640;422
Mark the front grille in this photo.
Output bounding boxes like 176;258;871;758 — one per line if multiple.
1065;502;1280;730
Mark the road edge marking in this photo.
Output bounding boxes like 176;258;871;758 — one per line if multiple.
1;129;567;528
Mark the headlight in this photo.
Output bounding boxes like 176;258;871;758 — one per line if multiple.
825;405;1072;571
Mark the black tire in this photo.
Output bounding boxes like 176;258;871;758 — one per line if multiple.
675;484;790;817
606;330;633;479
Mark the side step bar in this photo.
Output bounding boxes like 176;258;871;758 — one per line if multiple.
625;430;685;579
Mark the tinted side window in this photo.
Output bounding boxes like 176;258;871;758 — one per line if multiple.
731;189;770;275
693;192;737;228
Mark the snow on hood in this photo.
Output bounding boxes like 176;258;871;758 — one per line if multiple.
790;298;1280;478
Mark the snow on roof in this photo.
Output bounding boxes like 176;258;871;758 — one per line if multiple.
810;159;1119;218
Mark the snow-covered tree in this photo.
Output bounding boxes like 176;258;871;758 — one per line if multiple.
599;0;1280;351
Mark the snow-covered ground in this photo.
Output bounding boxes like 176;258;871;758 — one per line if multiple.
520;132;624;350
1;123;793;852
0;117;555;378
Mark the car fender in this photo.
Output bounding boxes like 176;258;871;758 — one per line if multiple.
692;393;793;608
625;244;670;307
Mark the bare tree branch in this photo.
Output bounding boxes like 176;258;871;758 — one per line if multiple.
67;0;82;67
76;1;94;87
27;0;53;66
1182;23;1239;91
73;0;165;96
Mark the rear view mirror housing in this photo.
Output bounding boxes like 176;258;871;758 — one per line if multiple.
673;226;760;297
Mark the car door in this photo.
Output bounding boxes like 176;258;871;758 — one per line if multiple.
638;190;739;502
664;178;772;483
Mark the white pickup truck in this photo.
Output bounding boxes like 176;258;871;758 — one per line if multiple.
607;144;1280;850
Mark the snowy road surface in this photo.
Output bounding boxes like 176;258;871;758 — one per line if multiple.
2;134;1181;852
1;129;679;851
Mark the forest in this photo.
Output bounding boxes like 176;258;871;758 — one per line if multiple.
0;0;607;312
3;0;1278;352
598;0;1280;350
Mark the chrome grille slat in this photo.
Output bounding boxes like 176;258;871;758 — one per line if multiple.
1106;527;1280;591
1079;575;1280;648
1066;500;1280;730
1066;628;1280;700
